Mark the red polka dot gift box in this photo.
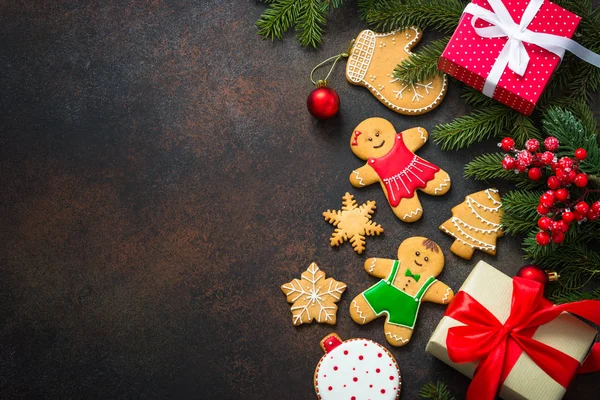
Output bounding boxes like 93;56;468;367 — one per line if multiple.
438;0;587;115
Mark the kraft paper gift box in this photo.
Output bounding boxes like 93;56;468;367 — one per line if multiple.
438;0;580;115
426;260;598;400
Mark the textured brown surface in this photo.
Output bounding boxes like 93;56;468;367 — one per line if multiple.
0;1;598;399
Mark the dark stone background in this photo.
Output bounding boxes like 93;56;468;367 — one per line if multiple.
1;1;598;399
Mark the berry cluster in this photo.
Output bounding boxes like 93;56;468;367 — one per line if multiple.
500;136;599;246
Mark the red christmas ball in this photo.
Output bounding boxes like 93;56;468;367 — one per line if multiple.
500;137;515;151
528;167;542;180
575;148;587;160
544;136;560;152
307;85;340;120
517;265;549;285
535;231;551;246
574;173;588;188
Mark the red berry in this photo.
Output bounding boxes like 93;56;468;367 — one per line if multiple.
556;220;569;233
528;167;542;180
562;211;575;223
536;231;551;246
574;173;588;188
500;137;515;151
547;176;560;190
516;164;527;173
540;151;555;165
540;192;555;207
552;231;565;244
554;188;569;202
575;148;587;160
502;156;516;170
537;216;553;230
558;157;574;170
568;170;577;183
544;137;559;151
587;210;600;221
537;204;550;215
525;139;540;152
517;150;533;167
556;168;568;182
592;201;600;213
574;201;590;215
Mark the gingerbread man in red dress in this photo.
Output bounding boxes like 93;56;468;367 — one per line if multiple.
349;117;451;222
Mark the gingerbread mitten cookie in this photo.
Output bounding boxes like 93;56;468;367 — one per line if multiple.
314;333;401;400
282;263;346;326
349;118;451;222
346;28;447;115
440;188;504;260
349;237;454;347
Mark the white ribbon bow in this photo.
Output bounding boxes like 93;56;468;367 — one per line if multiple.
464;0;600;97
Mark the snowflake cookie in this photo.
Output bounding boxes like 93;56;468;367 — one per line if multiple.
346;28;447;115
281;263;347;326
314;333;401;400
323;192;383;254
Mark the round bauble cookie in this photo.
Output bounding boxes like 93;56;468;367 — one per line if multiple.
314;333;401;400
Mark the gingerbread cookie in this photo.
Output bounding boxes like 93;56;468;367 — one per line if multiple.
346;28;447;115
349;118;451;222
440;188;504;260
323;192;383;254
349;237;454;347
281;262;346;326
314;333;401;400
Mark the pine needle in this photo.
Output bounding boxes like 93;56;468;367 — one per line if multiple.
419;381;456;400
393;37;450;84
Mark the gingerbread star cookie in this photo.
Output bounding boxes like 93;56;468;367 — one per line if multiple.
281;263;347;326
439;188;504;260
346;27;447;115
323;192;384;254
349;237;454;347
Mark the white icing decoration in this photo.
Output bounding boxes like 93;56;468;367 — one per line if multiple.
433;177;450;194
353;300;367;323
440;225;496;251
382;155;437;204
281;263;345;325
485;189;502;205
403;207;422;220
450;218;495;249
467;195;502;212
466;197;501;227
417;127;427;143
353;170;366;186
346;27;448;114
386;331;409;344
451;217;500;234
441;287;452;304
315;338;401;400
368;258;377;273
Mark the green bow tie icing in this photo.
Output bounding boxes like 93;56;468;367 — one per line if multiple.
405;268;420;282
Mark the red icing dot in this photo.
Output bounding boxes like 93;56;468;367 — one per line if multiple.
353;368;355;371
351;397;356;400
344;350;349;355
353;377;358;382
381;389;386;394
370;385;373;388
344;385;346;388
376;368;381;373
359;355;364;360
364;343;367;346
328;386;333;391
334;366;338;371
389;376;394;380
324;375;326;378
378;353;382;358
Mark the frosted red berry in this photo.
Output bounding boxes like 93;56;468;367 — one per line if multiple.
574;173;588;188
544;137;559;151
558;157;574;170
502;156;516;170
537;216;553;231
528;167;542;180
525;139;540;152
500;137;515;151
517;150;533;167
536;231;551;246
574;148;587;160
540;151;555;165
540;193;555;208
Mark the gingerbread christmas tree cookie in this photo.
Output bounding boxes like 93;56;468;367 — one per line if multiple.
349;118;451;222
281;263;346;326
314;333;401;400
349;237;454;347
323;192;383;254
439;188;504;260
346;28;447;115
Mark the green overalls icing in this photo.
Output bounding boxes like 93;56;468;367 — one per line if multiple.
363;260;437;329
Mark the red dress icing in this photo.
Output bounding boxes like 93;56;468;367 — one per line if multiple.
368;133;439;207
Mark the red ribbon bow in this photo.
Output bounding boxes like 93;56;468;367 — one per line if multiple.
445;277;600;400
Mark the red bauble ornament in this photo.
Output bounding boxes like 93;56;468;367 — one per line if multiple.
307;83;339;120
517;265;549;285
575;148;587;160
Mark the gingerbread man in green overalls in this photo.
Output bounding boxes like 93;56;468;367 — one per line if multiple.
349;237;454;347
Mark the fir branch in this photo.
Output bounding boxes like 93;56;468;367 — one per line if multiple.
501;190;544;235
296;0;328;48
419;381;456;400
462;87;497;108
567;100;598;136
393;37;449;84
548;287;600;304
363;0;464;34
510;114;543;147
464;153;517;181
257;0;303;41
433;105;515;151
